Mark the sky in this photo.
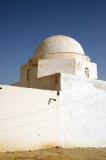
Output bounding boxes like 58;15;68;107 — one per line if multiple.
0;0;106;84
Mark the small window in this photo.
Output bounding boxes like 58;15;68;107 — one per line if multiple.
85;67;89;78
27;69;31;80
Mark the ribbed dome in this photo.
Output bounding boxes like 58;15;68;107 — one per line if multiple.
34;35;84;56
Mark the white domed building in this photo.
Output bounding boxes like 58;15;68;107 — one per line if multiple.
0;35;106;152
14;35;97;89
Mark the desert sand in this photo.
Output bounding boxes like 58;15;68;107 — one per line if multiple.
0;147;106;160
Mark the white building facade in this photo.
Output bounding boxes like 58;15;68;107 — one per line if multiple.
13;35;97;89
0;35;106;152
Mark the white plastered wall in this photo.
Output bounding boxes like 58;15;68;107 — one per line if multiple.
0;73;106;152
60;73;106;147
76;60;97;79
37;58;75;78
0;85;60;152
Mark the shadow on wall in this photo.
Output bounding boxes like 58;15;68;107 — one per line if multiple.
12;73;61;91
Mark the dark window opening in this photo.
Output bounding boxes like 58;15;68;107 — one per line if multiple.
27;69;31;80
85;67;89;78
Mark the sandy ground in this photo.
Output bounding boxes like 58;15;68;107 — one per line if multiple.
0;147;106;160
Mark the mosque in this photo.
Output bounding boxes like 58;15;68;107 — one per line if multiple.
0;35;106;152
13;35;97;89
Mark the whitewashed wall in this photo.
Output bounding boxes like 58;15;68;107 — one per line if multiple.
76;60;97;79
0;73;106;152
60;73;106;147
38;59;75;78
0;85;60;152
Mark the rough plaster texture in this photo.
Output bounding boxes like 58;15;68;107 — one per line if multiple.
60;73;106;147
35;35;85;56
13;71;61;90
15;35;97;89
0;73;106;152
0;85;60;152
76;60;97;79
38;59;75;78
14;54;97;88
37;58;97;79
29;73;60;90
